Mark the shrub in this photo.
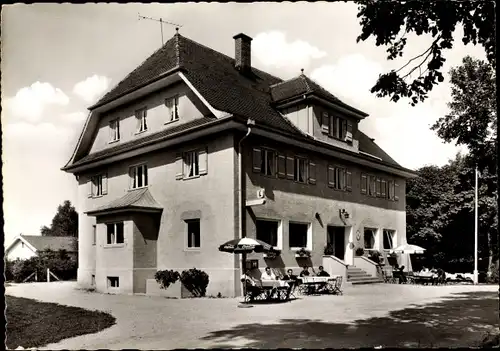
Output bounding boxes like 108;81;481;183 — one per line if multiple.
155;269;180;289
5;260;15;281
368;250;383;264
296;248;311;257
324;244;334;256
486;261;499;284
8;250;77;283
355;247;364;256
180;268;209;297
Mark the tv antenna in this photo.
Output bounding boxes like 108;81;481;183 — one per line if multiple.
138;13;183;46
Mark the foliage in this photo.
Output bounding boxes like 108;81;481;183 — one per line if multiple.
324;244;334;256
41;200;79;238
368;250;383;264
486;262;499;284
296;248;311;257
180;268;209;297
432;56;497;175
355;1;495;105
355;247;364;256
7;250;77;283
154;269;180;289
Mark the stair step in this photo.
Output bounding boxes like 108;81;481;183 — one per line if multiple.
351;278;384;285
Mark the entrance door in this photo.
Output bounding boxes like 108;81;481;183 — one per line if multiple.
327;226;345;260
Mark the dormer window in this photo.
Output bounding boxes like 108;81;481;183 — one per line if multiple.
323;113;353;143
165;96;179;122
109;119;120;142
135;107;148;133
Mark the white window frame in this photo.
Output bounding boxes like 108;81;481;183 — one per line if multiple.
135;107;148;133
383;229;396;250
109;118;120;142
184;150;200;178
185;219;201;250
129;164;148;189
165;95;179;123
105;222;125;246
289;221;312;251
107;276;119;288
91;175;103;197
260;149;276;177
294;157;307;183
255;218;283;250
363;228;377;250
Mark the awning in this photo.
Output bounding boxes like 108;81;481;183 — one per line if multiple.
85;188;163;216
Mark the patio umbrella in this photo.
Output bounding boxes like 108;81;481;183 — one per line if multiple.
390;244;426;271
218;237;280;254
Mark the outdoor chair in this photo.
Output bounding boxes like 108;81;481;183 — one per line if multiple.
326;276;343;295
241;279;265;302
382;268;396;284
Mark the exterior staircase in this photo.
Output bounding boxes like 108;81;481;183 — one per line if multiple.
347;265;383;285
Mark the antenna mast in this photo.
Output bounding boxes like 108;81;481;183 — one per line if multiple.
138;13;183;46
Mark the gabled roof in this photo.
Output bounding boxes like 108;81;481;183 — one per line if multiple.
357;131;401;167
7;235;78;253
85;188;163;216
270;74;342;104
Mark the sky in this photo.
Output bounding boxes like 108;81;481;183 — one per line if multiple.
1;3;486;244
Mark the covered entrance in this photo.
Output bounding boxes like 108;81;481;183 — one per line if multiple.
327;226;346;261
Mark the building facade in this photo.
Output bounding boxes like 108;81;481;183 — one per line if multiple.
63;32;416;297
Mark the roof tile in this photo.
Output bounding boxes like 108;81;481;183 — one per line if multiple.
20;235;78;252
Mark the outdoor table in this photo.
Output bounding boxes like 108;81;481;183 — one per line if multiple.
413;273;437;285
297;276;333;294
260;280;292;301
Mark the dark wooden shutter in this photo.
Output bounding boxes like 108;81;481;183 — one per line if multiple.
342;119;348;140
381;179;387;198
394;181;399;201
388;180;394;199
376;178;381;197
346;170;352;192
199;147;208;175
328;166;335;188
361;174;367;194
286;157;295;180
346;121;353;142
252;148;262;173
175;153;183;180
102;173;108;195
321;112;329;134
308;162;316;184
277;154;286;178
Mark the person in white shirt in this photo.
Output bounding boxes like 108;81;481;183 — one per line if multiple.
261;267;276;280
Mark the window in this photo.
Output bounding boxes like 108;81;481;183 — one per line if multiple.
364;228;376;249
328;166;351;191
256;220;279;247
135;107;148;133
90;175;105;197
381;179;387;198
260;149;276;177
186;219;201;249
368;175;377;197
106;223;124;245
129;164;148;189
387;180;399;201
184;151;200;178
383;229;395;250
109;119;120;142
361;174;368;194
165;96;179;122
289;222;309;249
92;225;96;245
294;157;307;183
176;148;208;180
107;276;119;288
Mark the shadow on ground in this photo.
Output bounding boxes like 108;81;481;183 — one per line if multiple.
201;291;499;348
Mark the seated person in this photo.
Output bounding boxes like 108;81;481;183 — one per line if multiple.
240;271;260;286
282;269;298;281
299;266;310;277
261;266;276;280
316;266;330;277
421;266;430;273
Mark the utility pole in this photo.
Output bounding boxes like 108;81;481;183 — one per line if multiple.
474;165;479;285
138;13;183;46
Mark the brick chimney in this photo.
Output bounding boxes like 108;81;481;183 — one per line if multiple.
233;33;252;73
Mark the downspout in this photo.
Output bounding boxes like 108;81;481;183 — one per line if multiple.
238;119;255;278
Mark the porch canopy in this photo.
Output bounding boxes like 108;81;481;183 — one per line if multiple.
85;188;163;216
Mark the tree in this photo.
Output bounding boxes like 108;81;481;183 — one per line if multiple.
355;1;496;105
40;200;78;237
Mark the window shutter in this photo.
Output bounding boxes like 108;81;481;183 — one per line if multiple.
328;166;335;187
361;174;367;194
381;179;387;198
321;112;329;134
376;178;381;197
198;148;208;175
143;109;148;130
286;157;295;180
277;154;286;178
136;112;141;132
308;162;316;184
346;170;352;191
175;153;183;180
394;181;399;201
109;122;113;140
102;173;108;195
252;148;262;173
128;167;134;188
346;121;353;142
88;179;93;198
342;120;348;140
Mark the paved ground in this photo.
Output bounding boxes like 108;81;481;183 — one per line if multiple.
6;282;499;349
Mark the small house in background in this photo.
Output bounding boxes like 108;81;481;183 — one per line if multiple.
5;235;78;261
